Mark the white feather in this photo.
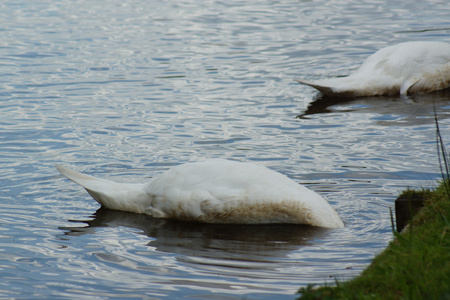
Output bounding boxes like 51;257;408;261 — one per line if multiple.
297;41;450;97
56;159;344;228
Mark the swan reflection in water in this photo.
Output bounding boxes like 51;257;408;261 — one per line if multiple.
297;88;450;126
60;207;331;260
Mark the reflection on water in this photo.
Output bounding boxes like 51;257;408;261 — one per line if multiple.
54;208;345;299
61;208;329;260
298;89;450;126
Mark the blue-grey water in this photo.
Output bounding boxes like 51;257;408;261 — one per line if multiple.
1;0;450;299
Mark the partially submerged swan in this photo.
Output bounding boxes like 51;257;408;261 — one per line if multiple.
297;41;450;97
56;159;344;228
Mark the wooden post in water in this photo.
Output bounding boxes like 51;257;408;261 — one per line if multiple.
395;192;427;232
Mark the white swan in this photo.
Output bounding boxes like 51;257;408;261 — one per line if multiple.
297;41;450;97
56;159;344;228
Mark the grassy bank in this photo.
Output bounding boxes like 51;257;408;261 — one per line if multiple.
297;180;450;300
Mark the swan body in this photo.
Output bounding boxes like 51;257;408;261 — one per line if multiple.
297;41;450;97
56;159;344;228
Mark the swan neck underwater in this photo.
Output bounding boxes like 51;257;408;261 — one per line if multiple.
56;159;344;228
297;41;450;97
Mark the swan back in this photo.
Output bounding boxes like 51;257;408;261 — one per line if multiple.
143;159;344;228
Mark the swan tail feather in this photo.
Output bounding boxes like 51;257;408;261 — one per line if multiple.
296;79;334;95
56;164;147;213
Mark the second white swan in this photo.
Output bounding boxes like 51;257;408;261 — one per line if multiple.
297;41;450;97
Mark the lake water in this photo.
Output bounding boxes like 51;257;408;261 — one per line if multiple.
1;0;450;299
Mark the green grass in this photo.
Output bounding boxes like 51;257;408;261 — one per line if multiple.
297;180;450;300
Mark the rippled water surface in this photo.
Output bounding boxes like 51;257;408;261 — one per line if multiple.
1;0;450;299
